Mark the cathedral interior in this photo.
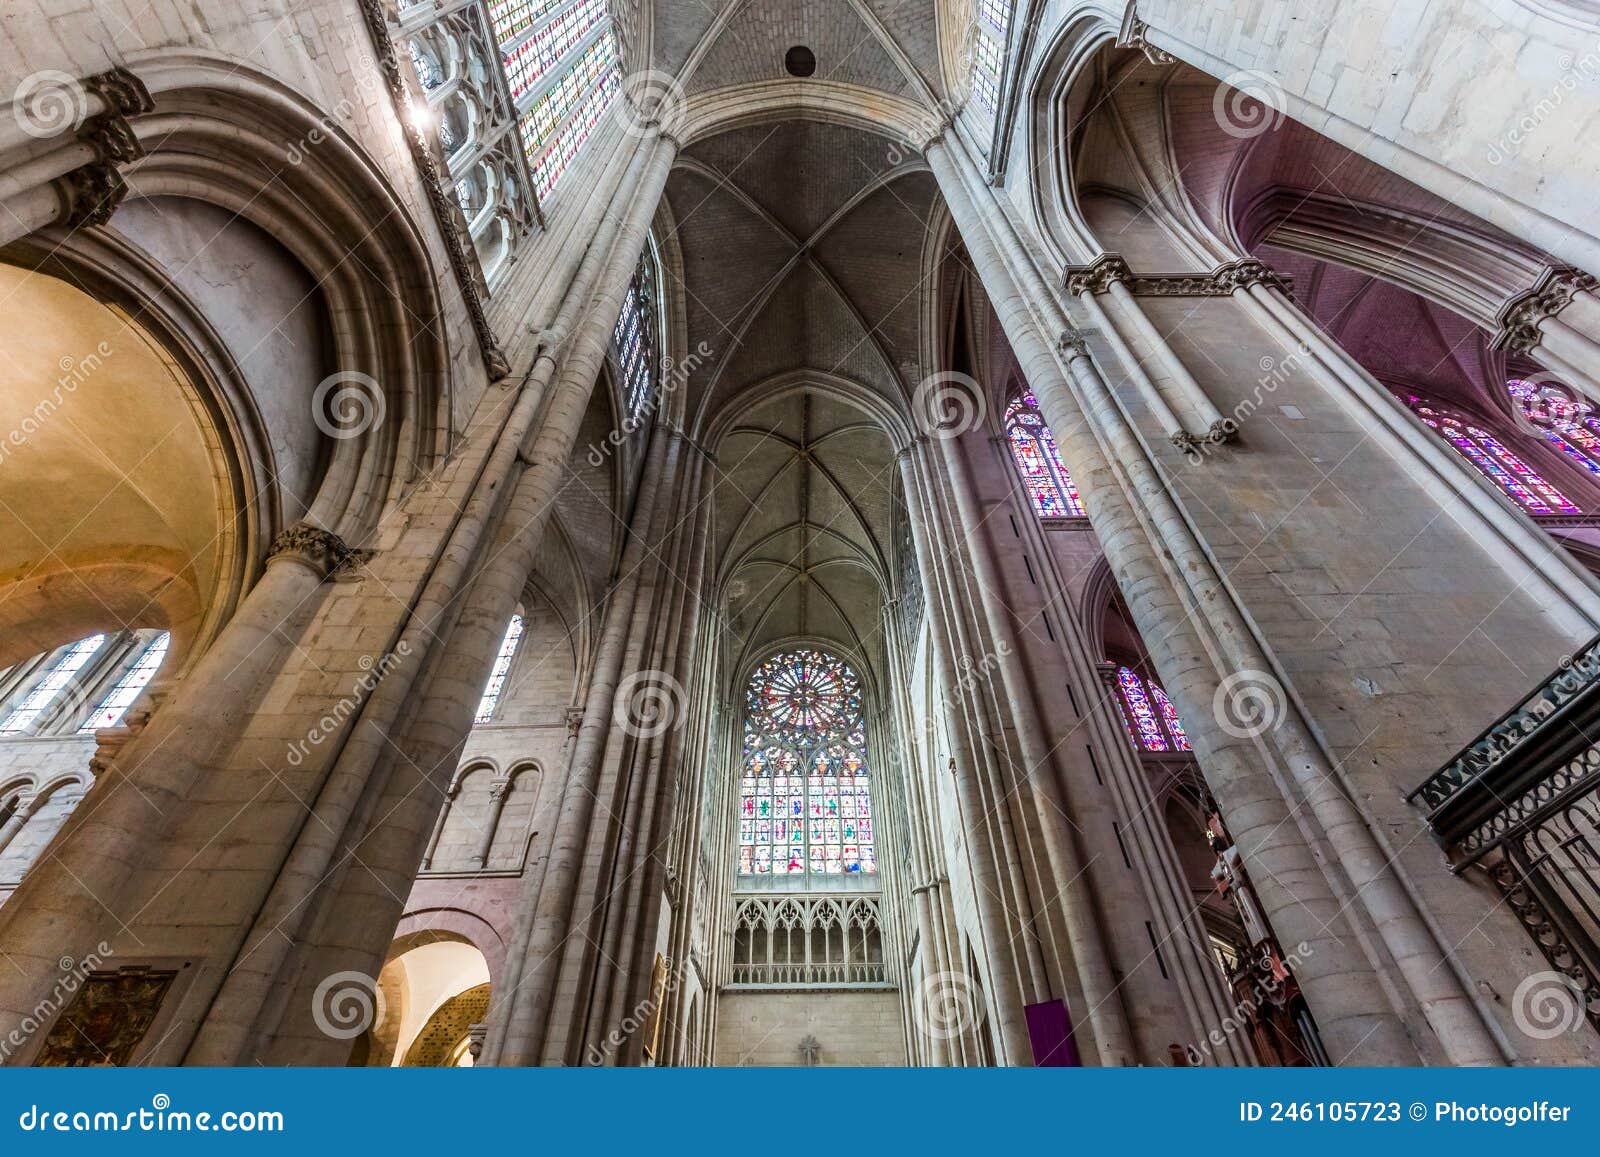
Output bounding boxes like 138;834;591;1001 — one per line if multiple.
0;0;1598;1069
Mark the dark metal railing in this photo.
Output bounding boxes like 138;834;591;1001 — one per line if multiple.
1408;637;1600;1031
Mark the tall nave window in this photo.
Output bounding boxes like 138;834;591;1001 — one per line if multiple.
492;0;621;197
1408;395;1580;515
738;648;876;876
475;613;525;723
611;242;662;424
1004;389;1086;518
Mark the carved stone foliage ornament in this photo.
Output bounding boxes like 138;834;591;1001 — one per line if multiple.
48;67;153;232
1494;267;1599;353
267;523;360;578
1065;254;1291;298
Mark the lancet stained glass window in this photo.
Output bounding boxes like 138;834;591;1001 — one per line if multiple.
0;635;105;734
611;245;660;423
491;0;621;200
1005;390;1086;518
1509;379;1600;480
738;648;877;876
79;632;170;732
1114;666;1190;753
969;0;1012;147
475;614;525;723
1409;397;1580;515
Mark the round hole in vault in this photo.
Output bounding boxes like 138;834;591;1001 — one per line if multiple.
785;46;817;78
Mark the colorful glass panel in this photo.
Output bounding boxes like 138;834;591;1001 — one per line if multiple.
738;648;876;876
1148;682;1191;752
474;614;524;723
1115;667;1168;752
1004;390;1086;517
1410;399;1580;515
1510;379;1600;478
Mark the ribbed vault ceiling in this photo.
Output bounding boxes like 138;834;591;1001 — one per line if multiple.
664;115;941;678
647;0;947;100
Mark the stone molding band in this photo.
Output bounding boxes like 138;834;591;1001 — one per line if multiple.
1065;253;1291;298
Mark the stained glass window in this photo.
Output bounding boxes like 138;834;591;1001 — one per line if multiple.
738;648;877;877
484;0;621;201
0;635;106;735
78;632;169;732
1114;666;1190;753
475;614;524;724
1509;379;1600;480
969;0;1012;143
612;245;660;423
1409;397;1580;515
1005;390;1086;518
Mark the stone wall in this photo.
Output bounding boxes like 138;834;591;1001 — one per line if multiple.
714;990;907;1066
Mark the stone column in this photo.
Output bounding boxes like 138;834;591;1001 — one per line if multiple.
471;778;513;869
896;445;1036;1066
489;419;678;1065
925;131;1437;1065
933;430;1137;1064
0;522;350;1044
0;793;37;857
185;131;678;1066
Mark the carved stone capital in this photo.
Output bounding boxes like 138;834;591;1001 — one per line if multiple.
1065;254;1132;296
55;165;128;229
564;706;586;737
1494;266;1599;353
1213;258;1291;295
1119;16;1176;66
81;113;144;167
267;523;356;578
82;67;154;119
